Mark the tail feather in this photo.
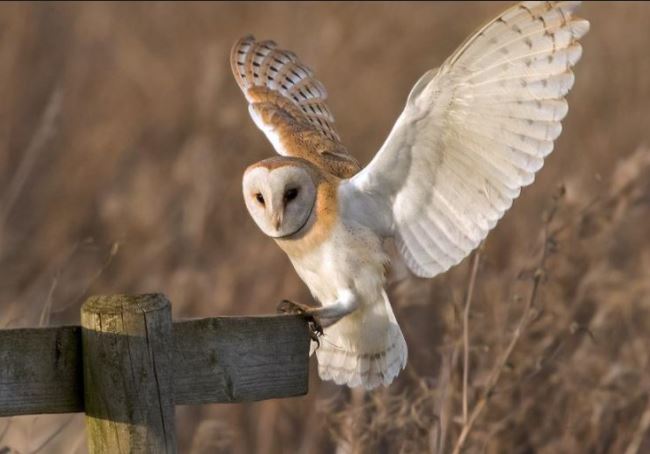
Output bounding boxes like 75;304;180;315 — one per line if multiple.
315;291;407;389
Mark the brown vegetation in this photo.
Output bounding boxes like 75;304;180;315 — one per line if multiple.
1;2;649;453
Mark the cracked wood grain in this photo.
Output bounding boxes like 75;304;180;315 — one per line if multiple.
81;294;177;454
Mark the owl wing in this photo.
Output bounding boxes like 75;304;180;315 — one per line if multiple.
231;36;360;178
341;1;589;277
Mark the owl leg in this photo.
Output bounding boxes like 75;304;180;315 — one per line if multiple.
294;289;359;328
311;289;358;326
278;290;358;334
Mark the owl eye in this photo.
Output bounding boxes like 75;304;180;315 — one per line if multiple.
284;188;299;202
255;193;265;205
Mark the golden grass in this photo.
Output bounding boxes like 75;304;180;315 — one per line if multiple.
1;2;649;453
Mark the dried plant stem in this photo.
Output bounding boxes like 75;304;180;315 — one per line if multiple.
432;345;459;454
453;217;554;454
462;249;481;426
453;276;540;454
337;387;366;454
0;418;11;444
0;89;61;234
29;415;76;454
624;402;650;454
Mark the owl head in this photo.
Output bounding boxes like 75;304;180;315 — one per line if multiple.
242;158;318;238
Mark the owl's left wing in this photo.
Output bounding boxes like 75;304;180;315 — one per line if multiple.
341;1;589;278
231;36;360;178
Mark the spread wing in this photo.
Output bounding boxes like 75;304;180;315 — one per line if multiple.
231;36;360;178
342;1;589;277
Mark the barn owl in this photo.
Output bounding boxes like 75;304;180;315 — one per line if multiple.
231;1;589;389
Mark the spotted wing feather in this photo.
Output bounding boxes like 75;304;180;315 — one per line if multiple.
231;36;359;178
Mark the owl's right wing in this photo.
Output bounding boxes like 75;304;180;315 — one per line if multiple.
231;36;360;178
341;1;589;278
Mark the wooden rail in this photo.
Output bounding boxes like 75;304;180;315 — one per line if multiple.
0;294;311;453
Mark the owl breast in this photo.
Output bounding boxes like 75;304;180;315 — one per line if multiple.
284;219;388;307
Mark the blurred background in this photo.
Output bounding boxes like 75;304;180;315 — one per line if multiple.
1;1;649;453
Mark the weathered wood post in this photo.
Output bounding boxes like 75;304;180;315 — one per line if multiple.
1;293;309;451
81;294;176;454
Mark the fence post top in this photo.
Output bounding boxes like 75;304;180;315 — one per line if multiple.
82;294;170;315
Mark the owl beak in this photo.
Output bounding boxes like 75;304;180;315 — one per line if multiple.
272;212;283;231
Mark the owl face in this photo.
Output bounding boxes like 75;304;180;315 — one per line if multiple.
243;163;317;238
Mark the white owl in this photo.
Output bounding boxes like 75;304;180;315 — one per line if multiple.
231;1;589;389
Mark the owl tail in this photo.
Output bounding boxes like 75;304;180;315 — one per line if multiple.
314;290;407;390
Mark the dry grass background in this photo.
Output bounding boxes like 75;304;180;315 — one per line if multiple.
1;1;649;453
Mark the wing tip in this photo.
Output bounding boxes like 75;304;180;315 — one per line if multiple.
572;18;591;40
230;34;256;89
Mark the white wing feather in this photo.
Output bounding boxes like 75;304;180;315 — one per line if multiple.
343;1;589;277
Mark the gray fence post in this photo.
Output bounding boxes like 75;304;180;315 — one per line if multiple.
81;294;177;454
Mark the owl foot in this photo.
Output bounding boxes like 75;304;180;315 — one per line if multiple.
277;299;323;345
277;299;313;314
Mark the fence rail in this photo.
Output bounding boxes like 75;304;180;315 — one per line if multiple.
0;294;311;453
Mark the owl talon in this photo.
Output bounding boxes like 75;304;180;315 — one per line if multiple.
277;300;323;345
307;317;323;348
308;316;323;336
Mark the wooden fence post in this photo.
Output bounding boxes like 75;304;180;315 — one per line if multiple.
81;294;176;454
